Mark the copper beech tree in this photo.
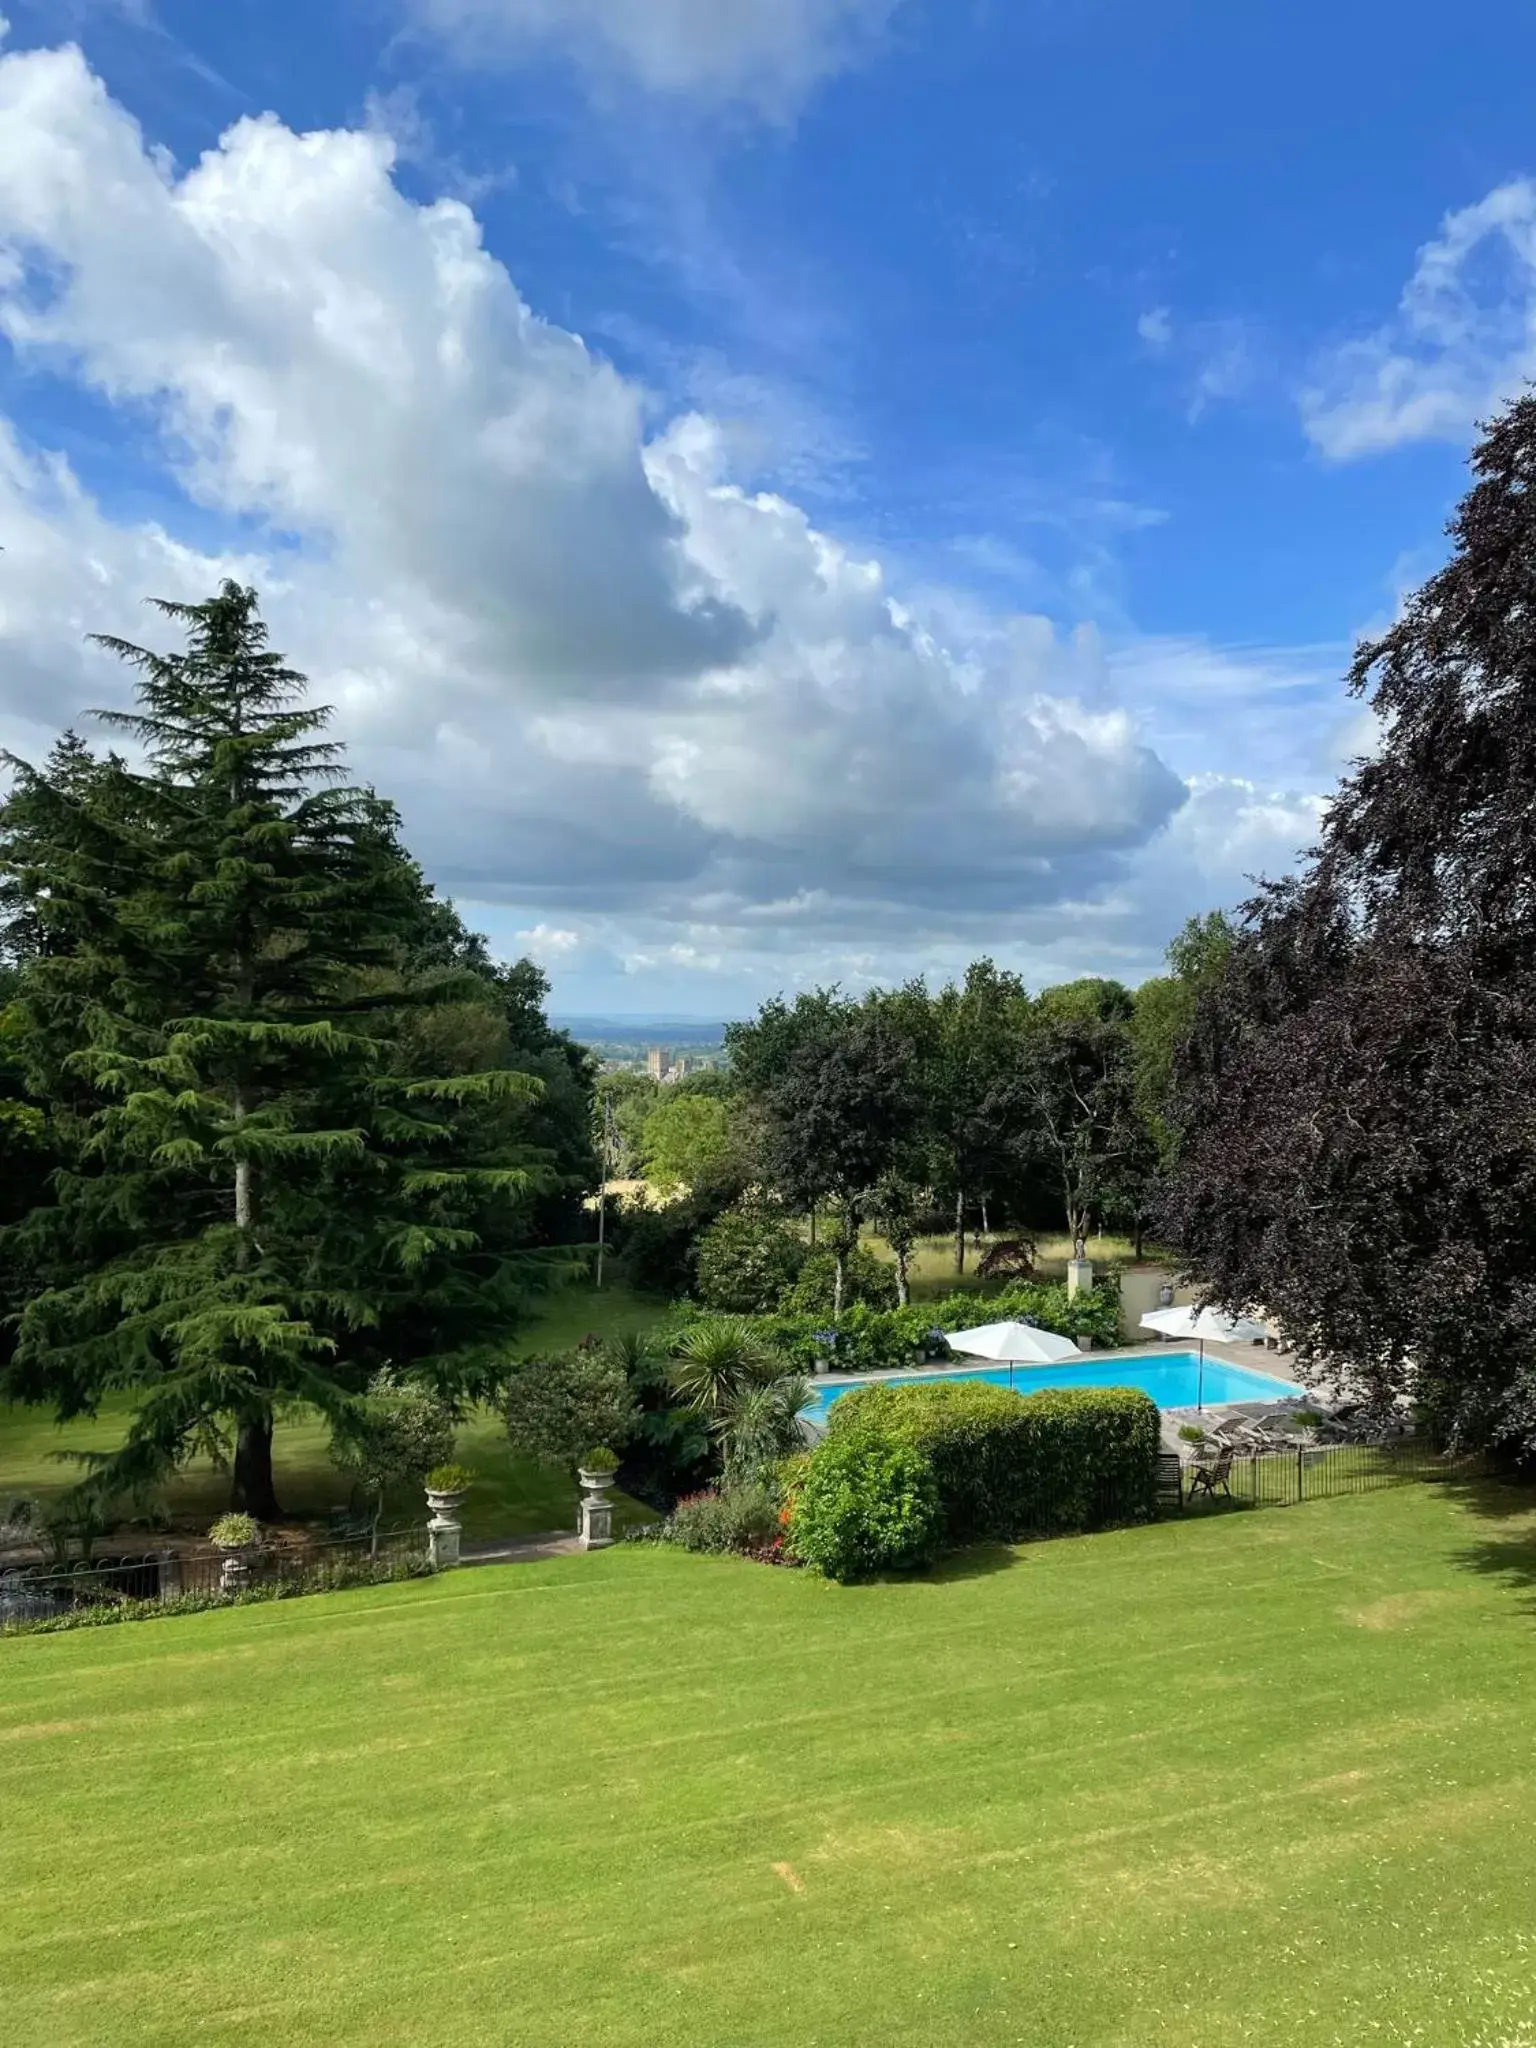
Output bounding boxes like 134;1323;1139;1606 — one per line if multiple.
1163;396;1536;1453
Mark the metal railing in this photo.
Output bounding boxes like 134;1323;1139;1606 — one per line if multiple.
0;1525;429;1629
1183;1437;1456;1510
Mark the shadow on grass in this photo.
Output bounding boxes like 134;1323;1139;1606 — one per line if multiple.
927;1543;1020;1583
1433;1472;1536;1604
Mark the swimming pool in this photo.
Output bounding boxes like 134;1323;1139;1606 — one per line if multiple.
802;1348;1303;1425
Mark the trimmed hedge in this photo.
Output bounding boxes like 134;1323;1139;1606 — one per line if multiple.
826;1380;1160;1543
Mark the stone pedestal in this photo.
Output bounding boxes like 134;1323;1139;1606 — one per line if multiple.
1066;1256;1094;1300
426;1488;467;1569
577;1469;615;1551
155;1548;184;1602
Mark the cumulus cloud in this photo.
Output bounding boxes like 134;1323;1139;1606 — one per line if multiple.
0;41;1334;997
1303;179;1536;460
403;0;898;116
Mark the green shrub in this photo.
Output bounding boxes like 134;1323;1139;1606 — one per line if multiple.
787;1433;942;1582
922;1275;1124;1350
208;1513;260;1548
827;1380;1160;1543
780;1244;899;1316
606;1330;713;1508
694;1206;808;1313
656;1277;1123;1377
425;1463;475;1493
330;1376;457;1541
1177;1424;1207;1444
581;1446;620;1473
503;1349;638;1467
774;1449;812;1506
664;1484;780;1556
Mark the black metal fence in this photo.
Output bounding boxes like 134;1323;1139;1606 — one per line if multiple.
0;1524;429;1629
1180;1437;1458;1511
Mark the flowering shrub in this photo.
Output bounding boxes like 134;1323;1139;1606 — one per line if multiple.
664;1484;781;1557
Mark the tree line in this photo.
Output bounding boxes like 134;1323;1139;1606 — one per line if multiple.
602;924;1233;1316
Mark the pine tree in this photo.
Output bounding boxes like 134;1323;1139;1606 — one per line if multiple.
0;583;555;1518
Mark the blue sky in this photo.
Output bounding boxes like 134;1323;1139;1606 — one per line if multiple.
0;0;1532;1015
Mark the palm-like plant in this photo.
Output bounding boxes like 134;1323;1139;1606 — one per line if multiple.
605;1329;655;1380
670;1319;781;1423
719;1374;812;1488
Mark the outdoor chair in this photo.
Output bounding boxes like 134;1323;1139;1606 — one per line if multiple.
1249;1414;1302;1445
1185;1446;1234;1500
1210;1419;1264;1451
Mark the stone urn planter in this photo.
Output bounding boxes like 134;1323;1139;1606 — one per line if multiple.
207;1514;261;1593
424;1467;474;1570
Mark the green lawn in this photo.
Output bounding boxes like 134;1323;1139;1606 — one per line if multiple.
4;1479;1535;2045
863;1229;1176;1299
0;1282;671;1543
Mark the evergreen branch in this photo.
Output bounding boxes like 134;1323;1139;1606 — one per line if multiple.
382;1225;482;1273
215;1127;368;1162
400;1167;535;1197
402;1070;546;1105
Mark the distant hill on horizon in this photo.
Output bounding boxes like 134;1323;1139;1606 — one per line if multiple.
552;1015;734;1045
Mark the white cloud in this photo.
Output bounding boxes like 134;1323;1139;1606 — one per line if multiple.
403;0;898;116
515;923;582;956
0;42;1337;999
1303;179;1536;460
1137;306;1172;349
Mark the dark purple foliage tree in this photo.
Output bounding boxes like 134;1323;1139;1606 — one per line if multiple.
1162;396;1536;1452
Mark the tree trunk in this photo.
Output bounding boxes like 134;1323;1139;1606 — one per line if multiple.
954;1187;966;1273
1065;1182;1088;1255
832;1246;845;1319
232;1410;281;1520
1132;1215;1146;1261
979;1197;990;1238
895;1252;910;1308
809;1207;817;1247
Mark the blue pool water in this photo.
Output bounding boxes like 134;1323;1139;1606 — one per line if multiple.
803;1348;1302;1426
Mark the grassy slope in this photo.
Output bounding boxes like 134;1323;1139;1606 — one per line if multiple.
4;1480;1535;2047
0;1283;670;1542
